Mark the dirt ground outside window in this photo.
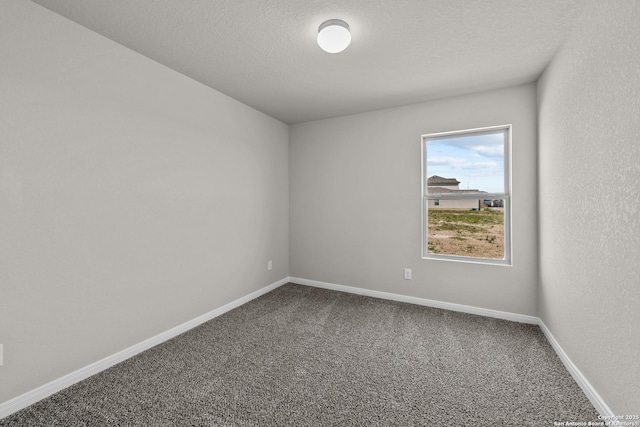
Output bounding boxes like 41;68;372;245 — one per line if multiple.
427;209;504;260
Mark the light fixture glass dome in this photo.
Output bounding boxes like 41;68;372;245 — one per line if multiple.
317;19;351;53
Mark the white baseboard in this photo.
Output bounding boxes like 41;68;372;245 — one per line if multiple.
0;277;289;420
290;276;614;417
289;277;539;324
537;320;614;417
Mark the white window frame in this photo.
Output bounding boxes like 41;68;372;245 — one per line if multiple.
421;124;512;266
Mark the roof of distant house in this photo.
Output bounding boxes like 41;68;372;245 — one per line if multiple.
428;186;486;194
427;175;460;186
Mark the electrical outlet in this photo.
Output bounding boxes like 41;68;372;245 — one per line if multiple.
267;260;273;271
404;268;412;280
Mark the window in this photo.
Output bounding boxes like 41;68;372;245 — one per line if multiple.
421;125;511;265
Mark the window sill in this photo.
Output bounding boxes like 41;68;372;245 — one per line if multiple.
422;254;512;267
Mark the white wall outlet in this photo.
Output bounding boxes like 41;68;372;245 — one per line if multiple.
404;268;412;280
0;344;3;366
267;260;273;271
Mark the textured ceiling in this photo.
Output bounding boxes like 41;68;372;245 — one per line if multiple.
30;0;586;124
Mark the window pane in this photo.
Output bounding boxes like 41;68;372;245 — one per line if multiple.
426;130;505;194
427;202;505;260
422;125;510;264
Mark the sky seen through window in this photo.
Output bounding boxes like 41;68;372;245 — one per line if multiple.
426;131;505;194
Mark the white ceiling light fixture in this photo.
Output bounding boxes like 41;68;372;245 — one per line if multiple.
317;19;351;53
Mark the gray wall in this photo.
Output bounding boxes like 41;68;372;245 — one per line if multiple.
537;0;640;414
0;0;289;403
290;84;538;315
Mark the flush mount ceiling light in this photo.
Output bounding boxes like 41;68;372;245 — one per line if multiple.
317;19;351;53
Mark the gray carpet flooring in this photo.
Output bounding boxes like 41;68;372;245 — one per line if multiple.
1;283;599;426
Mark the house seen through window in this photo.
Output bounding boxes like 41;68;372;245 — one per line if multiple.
422;125;511;265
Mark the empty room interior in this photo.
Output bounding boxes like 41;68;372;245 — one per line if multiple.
1;0;639;424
